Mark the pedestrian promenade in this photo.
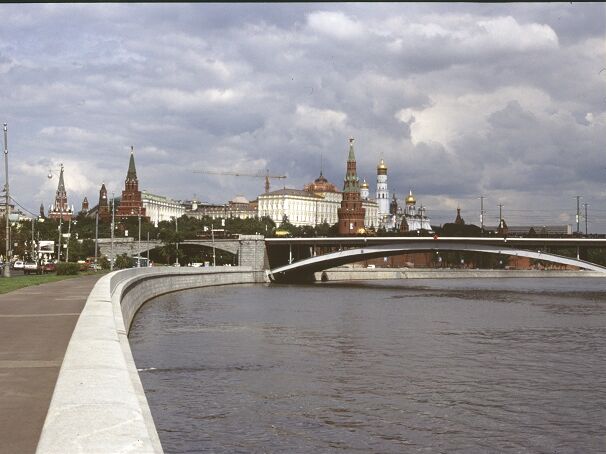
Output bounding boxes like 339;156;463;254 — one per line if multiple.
0;274;101;454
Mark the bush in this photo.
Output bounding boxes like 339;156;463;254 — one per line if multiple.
56;262;80;275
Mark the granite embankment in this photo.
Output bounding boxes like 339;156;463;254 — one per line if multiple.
315;267;606;281
36;267;264;454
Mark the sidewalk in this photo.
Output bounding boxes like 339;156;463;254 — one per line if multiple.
0;274;101;454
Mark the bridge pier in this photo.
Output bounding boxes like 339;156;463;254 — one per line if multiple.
238;235;269;271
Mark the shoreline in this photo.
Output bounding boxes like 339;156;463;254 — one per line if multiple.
315;267;606;281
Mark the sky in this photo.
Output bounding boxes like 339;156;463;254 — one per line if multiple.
1;3;605;231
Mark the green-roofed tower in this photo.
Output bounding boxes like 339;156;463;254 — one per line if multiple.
337;138;365;235
117;146;147;219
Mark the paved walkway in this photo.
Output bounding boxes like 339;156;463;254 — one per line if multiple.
0;274;101;454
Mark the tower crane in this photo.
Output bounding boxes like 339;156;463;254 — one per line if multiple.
193;169;287;194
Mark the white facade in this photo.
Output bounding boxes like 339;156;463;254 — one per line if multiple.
258;188;379;229
360;180;370;201
362;200;380;229
402;191;432;231
376;159;390;217
142;191;185;226
258;189;333;227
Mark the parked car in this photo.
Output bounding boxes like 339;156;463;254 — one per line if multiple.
23;262;40;275
12;260;24;270
41;262;56;274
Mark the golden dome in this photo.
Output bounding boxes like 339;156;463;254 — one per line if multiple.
377;158;387;175
361;179;369;189
405;190;416;205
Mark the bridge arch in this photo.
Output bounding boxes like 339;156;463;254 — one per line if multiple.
269;242;606;282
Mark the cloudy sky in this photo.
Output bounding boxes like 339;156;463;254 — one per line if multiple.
1;3;605;230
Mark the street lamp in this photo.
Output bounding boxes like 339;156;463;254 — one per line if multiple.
3;123;10;277
111;192;115;271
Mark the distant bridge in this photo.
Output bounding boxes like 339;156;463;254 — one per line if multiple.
96;236;267;269
265;237;606;282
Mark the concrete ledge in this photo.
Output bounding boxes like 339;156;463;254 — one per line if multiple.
37;267;264;454
316;267;606;281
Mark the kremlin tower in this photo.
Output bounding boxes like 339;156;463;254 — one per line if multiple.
48;164;74;222
117;147;147;219
337;138;365;235
97;183;110;221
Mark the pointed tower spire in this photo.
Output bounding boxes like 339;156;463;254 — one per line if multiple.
57;163;65;192
127;146;137;180
348;137;356;162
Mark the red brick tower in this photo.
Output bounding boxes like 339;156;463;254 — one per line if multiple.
98;183;110;221
48;164;73;222
337;138;365;235
117;147;147;219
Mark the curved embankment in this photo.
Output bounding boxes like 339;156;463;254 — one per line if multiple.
36;267;264;454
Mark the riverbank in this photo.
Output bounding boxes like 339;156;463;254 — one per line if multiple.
316;267;606;281
37;266;263;454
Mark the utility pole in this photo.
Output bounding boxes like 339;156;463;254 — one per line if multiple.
479;196;485;233
31;217;35;262
110;192;115;271
583;202;589;236
3;123;10;277
575;195;581;234
498;204;503;222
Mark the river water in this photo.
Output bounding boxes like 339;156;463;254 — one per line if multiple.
129;278;606;453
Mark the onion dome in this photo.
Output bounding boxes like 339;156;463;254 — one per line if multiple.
405;189;416;205
361;179;369;189
377;158;387;175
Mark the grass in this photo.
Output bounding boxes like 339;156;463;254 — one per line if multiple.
0;271;109;295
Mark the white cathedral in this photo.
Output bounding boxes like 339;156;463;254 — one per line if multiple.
361;158;432;232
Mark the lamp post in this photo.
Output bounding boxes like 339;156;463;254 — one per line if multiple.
65;218;72;262
3;123;10;277
94;212;98;272
174;216;179;266
57;216;62;263
211;222;216;266
110;192;115;271
137;211;141;267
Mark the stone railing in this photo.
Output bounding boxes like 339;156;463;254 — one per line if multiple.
37;267;264;454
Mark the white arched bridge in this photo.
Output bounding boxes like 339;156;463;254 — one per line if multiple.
266;237;606;282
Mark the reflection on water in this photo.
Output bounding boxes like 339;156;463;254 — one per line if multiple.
129;278;606;453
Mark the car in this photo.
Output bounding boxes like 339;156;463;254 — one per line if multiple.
41;262;56;274
23;262;40;275
12;260;24;270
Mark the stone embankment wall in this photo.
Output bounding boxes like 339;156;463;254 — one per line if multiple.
37;267;264;454
316;267;606;281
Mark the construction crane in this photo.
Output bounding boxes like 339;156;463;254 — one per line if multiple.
193;169;287;194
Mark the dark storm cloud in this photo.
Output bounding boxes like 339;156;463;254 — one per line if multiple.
0;3;605;229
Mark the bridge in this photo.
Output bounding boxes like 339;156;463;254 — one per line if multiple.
96;235;268;270
265;237;606;282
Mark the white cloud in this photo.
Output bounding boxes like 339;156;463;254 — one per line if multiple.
306;11;365;40
295;104;348;131
396;86;552;147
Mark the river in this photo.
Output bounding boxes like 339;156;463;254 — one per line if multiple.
129;278;606;453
